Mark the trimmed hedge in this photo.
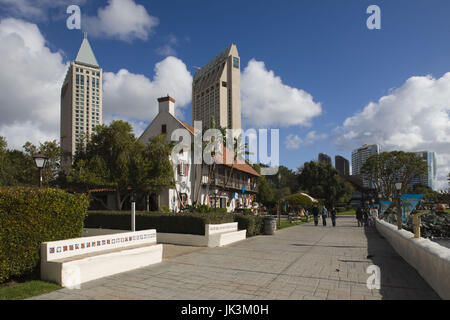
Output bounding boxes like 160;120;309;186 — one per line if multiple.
234;214;265;237
84;211;235;235
0;187;90;283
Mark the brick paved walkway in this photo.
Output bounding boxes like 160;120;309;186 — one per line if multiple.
30;216;440;300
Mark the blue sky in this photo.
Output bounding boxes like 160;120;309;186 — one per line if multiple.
0;0;449;188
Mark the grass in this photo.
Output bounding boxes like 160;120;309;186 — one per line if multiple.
337;209;356;215
0;280;61;300
444;209;450;214
278;219;308;229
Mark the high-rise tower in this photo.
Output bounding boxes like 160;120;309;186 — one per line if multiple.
61;35;102;168
192;44;241;130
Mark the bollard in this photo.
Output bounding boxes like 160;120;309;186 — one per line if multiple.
131;201;136;232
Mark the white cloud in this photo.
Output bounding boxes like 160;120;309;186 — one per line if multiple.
155;44;176;56
83;0;159;42
0;18;67;149
285;134;302;150
103;56;193;125
284;131;328;150
241;59;322;128
335;73;450;190
0;18;192;149
0;0;86;21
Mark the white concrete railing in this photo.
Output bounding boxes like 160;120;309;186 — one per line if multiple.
41;229;162;287
375;219;450;300
158;222;245;247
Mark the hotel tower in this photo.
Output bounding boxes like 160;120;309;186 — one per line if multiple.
60;35;102;168
192;44;242;131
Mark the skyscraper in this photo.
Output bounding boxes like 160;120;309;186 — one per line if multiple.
351;144;380;188
410;151;438;191
318;153;332;166
60;35;102;168
192;44;241;130
335;155;350;176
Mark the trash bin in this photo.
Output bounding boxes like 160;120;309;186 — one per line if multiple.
264;217;277;235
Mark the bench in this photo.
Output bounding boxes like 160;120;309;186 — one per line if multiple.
40;229;163;288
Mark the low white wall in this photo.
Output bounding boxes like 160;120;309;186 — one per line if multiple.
375;219;450;300
157;232;207;246
157;223;245;247
41;229;162;287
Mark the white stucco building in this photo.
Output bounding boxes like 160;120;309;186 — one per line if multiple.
139;96;260;212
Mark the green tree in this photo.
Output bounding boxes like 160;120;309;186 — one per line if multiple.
135;135;175;211
68;120;139;210
361;151;427;229
256;176;274;207
23;140;64;187
285;193;313;209
297;161;354;208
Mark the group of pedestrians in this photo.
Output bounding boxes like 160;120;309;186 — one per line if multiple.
356;206;378;227
311;203;337;227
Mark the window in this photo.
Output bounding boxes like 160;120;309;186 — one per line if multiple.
161;124;167;134
222;81;227;87
233;57;239;69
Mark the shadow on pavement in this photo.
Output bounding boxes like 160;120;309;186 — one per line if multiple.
363;223;440;300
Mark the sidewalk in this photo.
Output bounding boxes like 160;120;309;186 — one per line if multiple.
30;216;439;300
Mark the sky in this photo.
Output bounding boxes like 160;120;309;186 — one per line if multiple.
0;0;449;189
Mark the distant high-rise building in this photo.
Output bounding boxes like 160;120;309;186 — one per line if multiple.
410;151;438;191
335;155;350;176
60;35;102;168
192;44;241;130
318;153;332;166
352;144;380;188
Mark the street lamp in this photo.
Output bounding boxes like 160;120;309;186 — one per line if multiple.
395;182;402;230
33;153;48;188
277;172;281;228
214;188;219;213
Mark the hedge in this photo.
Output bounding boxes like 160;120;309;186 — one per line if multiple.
234;214;265;237
0;187;90;283
84;211;235;235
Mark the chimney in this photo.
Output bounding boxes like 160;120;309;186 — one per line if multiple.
158;95;175;115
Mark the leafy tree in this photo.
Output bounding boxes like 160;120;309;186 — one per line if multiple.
134;135;175;211
256;176;274;207
67;121;139;210
361;151;428;200
361;151;427;229
285;193;313;208
23;140;63;187
297;161;354;208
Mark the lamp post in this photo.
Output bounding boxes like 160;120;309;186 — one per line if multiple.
32;153;48;188
214;188;219;213
130;192;136;232
395;182;402;230
277;172;281;229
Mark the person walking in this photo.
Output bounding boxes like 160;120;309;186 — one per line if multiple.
312;203;319;226
321;205;328;226
369;207;378;227
330;207;337;227
363;207;369;227
356;206;363;227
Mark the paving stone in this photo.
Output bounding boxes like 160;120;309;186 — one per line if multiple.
30;216;441;300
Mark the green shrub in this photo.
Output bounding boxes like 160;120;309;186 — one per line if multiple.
160;205;171;213
336;206;346;212
84;211;235;235
234;214;265;237
0;187;90;283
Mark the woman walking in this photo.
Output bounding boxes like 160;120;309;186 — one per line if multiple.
321;206;328;226
330;207;337;227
